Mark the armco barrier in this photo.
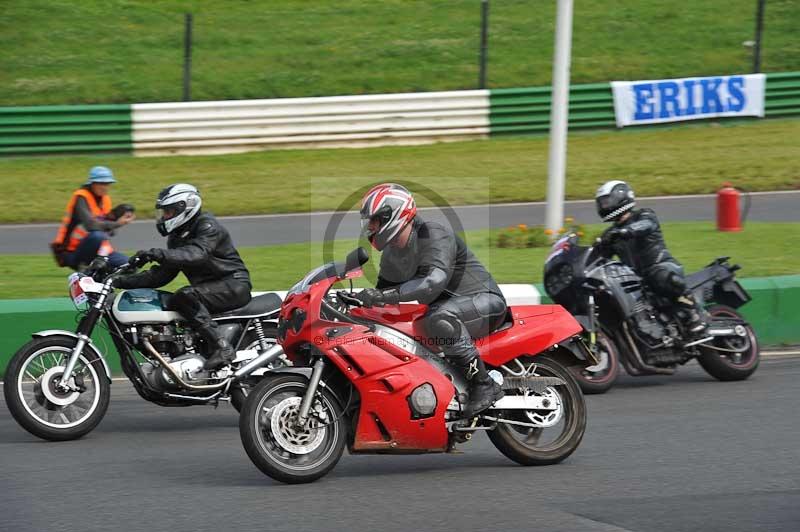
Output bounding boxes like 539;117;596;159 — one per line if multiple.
130;90;490;156
0;104;132;156
2;72;797;156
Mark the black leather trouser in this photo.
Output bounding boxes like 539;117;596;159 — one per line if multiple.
167;278;251;344
423;292;507;370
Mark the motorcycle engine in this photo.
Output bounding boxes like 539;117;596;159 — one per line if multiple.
137;325;210;391
631;302;669;346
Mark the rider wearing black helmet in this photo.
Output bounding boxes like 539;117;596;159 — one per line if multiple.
356;184;507;417
595;180;707;337
114;184;252;370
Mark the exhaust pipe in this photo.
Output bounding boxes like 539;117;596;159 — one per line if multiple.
234;343;285;379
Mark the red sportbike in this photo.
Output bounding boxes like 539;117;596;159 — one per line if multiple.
239;249;596;484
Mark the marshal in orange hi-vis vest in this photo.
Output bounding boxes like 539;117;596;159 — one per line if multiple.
51;189;115;264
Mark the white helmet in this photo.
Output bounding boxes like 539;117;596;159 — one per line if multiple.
155;184;202;236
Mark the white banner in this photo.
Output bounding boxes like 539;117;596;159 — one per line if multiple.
611;74;765;127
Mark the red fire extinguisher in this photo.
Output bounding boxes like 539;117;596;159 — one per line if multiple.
717;183;750;232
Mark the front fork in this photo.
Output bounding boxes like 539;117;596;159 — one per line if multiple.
296;358;326;428
57;284;109;392
586;294;597;350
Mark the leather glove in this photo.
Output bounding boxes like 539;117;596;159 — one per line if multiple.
601;227;630;247
132;248;166;264
355;288;400;308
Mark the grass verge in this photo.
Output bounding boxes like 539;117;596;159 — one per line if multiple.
1;118;798;224
1;0;798;105
1;222;797;300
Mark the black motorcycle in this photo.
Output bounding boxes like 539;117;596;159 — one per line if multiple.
3;258;286;441
543;233;759;394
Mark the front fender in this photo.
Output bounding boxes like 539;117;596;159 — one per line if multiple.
32;330;112;383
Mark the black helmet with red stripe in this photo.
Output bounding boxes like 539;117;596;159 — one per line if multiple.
360;183;417;250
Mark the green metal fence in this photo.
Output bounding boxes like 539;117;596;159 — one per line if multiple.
0;104;132;156
489;71;800;136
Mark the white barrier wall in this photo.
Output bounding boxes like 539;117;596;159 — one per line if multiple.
131;90;490;156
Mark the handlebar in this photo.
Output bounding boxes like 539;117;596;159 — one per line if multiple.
336;290;363;308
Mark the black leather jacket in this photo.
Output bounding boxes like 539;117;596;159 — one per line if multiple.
376;218;504;304
599;208;677;274
116;212;250;289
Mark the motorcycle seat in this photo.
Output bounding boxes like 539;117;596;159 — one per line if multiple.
212;292;283;321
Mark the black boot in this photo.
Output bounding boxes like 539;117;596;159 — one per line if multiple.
203;337;235;370
462;358;504;418
677;294;708;339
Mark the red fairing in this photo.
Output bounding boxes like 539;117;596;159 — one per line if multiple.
278;259;581;454
477;305;582;367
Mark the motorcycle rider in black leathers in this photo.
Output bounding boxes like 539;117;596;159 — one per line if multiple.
355;184;507;417
114;184;252;370
595;180;707;338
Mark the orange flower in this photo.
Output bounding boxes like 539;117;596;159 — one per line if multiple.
577;231;585;237
544;228;554;235
518;224;528;231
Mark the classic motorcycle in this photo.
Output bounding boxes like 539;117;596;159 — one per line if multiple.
238;248;595;484
543;233;759;394
3;258;283;441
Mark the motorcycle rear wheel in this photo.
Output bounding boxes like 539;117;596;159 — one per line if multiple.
697;305;760;381
239;374;346;484
3;335;111;441
488;355;586;466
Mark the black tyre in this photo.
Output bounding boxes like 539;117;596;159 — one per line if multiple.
230;324;281;413
488;355;586;466
569;330;620;394
239;374;346;484
697;305;760;381
3;335;111;441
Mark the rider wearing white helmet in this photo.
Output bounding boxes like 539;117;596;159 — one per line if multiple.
357;183;508;417
114;184;252;370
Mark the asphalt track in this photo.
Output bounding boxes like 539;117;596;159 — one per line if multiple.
1;191;797;254
1;354;798;532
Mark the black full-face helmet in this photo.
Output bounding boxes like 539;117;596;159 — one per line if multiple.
595;180;636;222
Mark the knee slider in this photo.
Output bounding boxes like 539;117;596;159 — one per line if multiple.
668;272;687;294
425;311;461;341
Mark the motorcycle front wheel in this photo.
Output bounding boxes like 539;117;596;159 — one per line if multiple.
3;335;111;441
488;355;586;466
569;329;620;394
239;374;346;484
697;305;760;381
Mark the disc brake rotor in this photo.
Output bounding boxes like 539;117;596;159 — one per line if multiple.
267;396;326;455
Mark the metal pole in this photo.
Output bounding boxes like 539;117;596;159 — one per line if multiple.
183;13;193;101
545;0;574;234
478;0;489;89
752;0;766;73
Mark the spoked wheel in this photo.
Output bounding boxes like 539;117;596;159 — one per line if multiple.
569;330;619;394
487;355;586;466
239;374;346;484
3;335;110;441
697;305;760;381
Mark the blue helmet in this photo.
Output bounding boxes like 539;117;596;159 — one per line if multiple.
86;166;116;185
